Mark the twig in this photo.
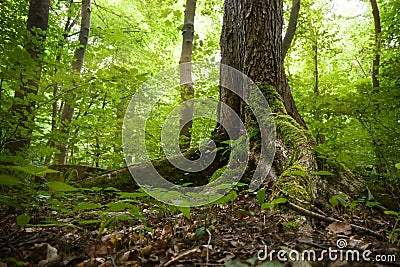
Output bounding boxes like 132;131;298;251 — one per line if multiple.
283;201;386;240
276;186;327;216
206;228;212;264
297;239;329;250
161;247;201;267
109;255;117;267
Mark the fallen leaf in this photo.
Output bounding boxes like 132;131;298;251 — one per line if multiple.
86;241;113;258
326;221;352;235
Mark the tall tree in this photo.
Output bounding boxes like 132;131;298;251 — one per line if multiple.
56;0;92;164
370;0;381;89
369;0;384;173
45;1;81;165
218;0;362;207
179;0;197;150
4;0;50;154
220;0;306;129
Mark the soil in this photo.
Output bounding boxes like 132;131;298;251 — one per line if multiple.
1;190;399;267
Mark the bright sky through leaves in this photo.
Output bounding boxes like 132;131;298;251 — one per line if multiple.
333;0;368;17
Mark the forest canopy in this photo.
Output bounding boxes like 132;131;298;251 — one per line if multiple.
0;0;398;178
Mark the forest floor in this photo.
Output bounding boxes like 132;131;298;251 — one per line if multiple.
1;189;399;267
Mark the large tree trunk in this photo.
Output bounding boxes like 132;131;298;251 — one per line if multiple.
55;0;91;164
5;0;50;154
219;0;363;208
179;0;197;150
220;0;306;130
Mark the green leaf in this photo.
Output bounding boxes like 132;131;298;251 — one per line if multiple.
105;187;121;192
195;226;205;239
214;183;234;190
36;220;73;227
77;219;102;225
261;198;287;210
127;208;146;222
0;174;22;186
103;214;134;230
16;213;30;227
234;209;255;217
335;194;348;205
310;171;335;176
395;163;400;169
117;192;149;199
244;257;258;266
178;206;191;220
107;202;136;212
365;201;381;208
384;210;399;216
257;189;266;206
89;187;103;192
10;165;59;177
270;198;287;205
226;190;238;202
329;196;339;207
36;169;60;177
74;202;102;212
261;203;274;210
47;181;79;191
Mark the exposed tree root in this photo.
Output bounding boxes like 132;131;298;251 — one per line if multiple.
282;200;386;240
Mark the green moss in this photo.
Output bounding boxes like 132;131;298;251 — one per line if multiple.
257;83;286;114
275;114;309;147
282;220;302;231
81;170;137;191
209;166;227;183
275;163;312;203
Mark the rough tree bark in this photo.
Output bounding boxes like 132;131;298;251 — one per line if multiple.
282;0;300;59
179;0;197;150
5;0;50;154
220;0;306;130
56;0;91;164
219;0;363;207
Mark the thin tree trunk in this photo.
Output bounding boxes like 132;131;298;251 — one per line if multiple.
45;3;81;164
313;41;319;96
369;0;384;173
5;0;50;154
179;0;197;150
282;0;300;59
370;0;381;90
55;0;91;164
